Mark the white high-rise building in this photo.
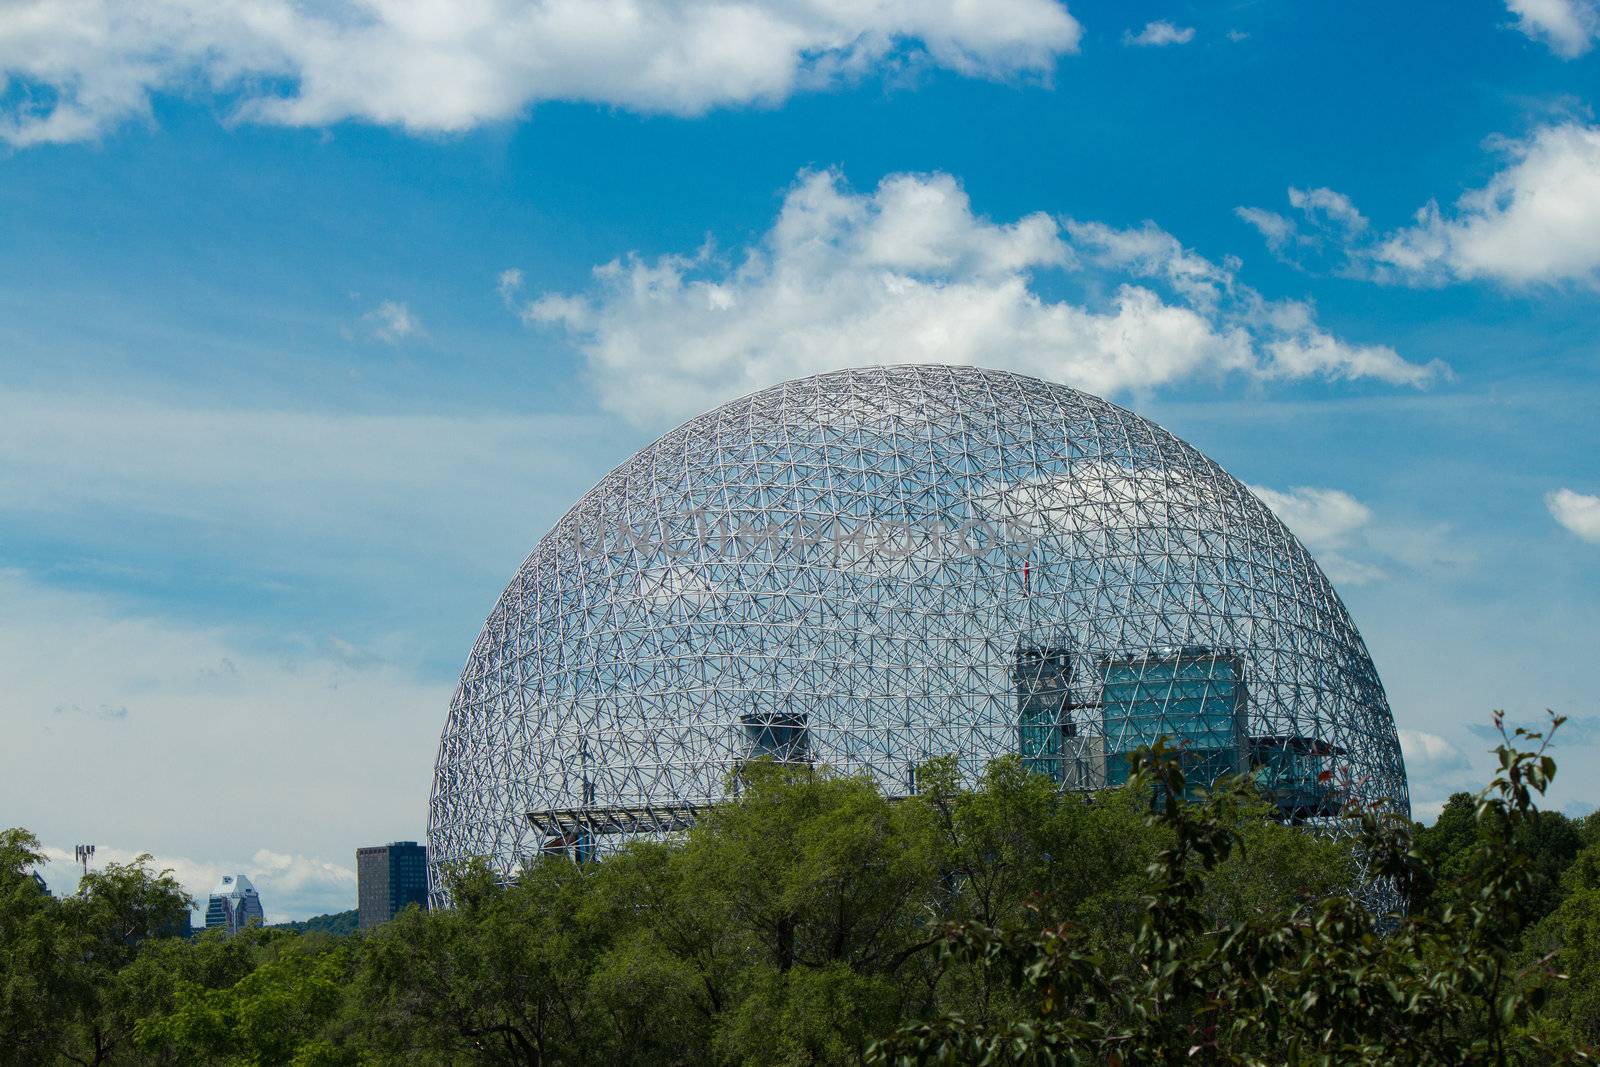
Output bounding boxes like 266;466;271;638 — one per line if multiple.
205;873;264;934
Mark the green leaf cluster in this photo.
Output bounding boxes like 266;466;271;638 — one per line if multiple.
873;717;1598;1066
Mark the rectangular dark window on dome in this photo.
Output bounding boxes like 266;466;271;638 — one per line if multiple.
741;710;810;762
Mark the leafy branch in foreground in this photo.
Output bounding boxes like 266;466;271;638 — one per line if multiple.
871;715;1592;1067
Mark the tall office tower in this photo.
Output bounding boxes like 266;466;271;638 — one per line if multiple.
205;874;265;934
357;841;429;930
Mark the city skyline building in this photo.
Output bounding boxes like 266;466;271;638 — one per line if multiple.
427;365;1411;901
205;873;264;934
357;841;429;929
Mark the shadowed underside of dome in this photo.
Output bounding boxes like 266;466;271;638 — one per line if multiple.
427;365;1409;897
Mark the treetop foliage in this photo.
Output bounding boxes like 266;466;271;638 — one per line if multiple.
2;714;1595;1065
269;911;359;938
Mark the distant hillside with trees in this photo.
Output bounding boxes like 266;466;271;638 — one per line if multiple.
269;909;358;937
1;714;1595;1065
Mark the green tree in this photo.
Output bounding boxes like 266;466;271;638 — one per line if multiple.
48;852;193;1066
8;717;1592;1066
680;762;940;978
1417;790;1584;923
135;938;355;1066
0;828;73;1066
268;911;359;937
871;721;1592;1066
916;755;1152;934
713;963;902;1067
1523;842;1600;1051
582;928;712;1066
351;857;598;1065
588;762;945;1065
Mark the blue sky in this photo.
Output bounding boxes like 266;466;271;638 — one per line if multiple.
3;0;1598;919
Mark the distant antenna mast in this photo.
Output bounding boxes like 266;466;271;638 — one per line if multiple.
74;844;95;877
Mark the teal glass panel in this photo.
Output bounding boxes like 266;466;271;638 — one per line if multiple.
1101;650;1243;796
1251;738;1341;818
1015;647;1070;782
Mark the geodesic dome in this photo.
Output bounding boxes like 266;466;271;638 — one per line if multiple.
428;365;1409;895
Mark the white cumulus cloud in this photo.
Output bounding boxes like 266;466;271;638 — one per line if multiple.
1547;488;1600;541
246;849;361;922
1247;484;1385;585
1124;20;1195;46
1234;206;1296;253
1398;728;1475;819
1369;124;1600;286
1505;0;1600;57
1236;186;1368;266
508;169;1444;425
1246;482;1478;585
1398;729;1469;773
364;299;423;343
1247;485;1372;549
1238;124;1600;287
1287;186;1368;234
0;0;1083;147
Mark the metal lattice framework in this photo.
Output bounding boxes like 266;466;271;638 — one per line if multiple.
428;365;1409;897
